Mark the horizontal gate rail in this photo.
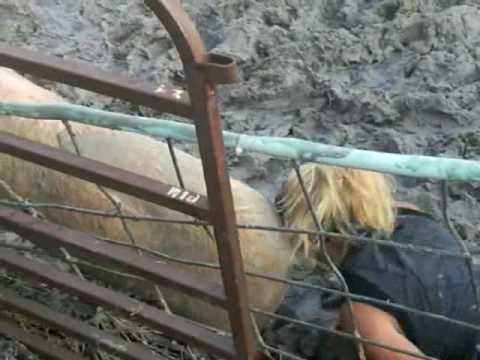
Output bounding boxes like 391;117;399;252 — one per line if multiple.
0;207;226;306
0;316;88;360
0;44;193;119
0;132;209;220
0;286;169;360
0;248;235;358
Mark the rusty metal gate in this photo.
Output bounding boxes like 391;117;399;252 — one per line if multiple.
0;0;257;359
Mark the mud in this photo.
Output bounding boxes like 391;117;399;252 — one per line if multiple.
2;0;480;359
2;0;480;233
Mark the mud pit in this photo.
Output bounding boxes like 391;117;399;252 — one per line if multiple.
1;0;480;359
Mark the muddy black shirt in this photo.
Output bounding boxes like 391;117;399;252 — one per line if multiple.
340;211;480;360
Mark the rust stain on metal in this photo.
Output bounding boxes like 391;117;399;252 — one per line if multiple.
0;132;210;220
0;43;193;119
197;53;240;85
0;316;88;360
145;1;257;358
0;248;235;359
0;208;226;307
0;286;169;360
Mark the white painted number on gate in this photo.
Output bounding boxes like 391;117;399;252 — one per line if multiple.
167;186;201;204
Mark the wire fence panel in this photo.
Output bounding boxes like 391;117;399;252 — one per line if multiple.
2;196;478;334
0;157;478;360
0;1;478;360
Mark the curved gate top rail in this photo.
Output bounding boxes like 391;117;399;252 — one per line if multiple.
0;1;256;359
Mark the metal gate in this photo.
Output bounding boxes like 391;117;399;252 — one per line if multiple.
0;0;257;359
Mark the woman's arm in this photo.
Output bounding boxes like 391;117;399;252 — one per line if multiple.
339;302;427;360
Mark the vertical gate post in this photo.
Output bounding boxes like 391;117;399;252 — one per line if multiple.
145;1;256;359
187;67;256;360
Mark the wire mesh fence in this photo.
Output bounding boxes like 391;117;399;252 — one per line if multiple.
0;135;478;360
0;0;478;358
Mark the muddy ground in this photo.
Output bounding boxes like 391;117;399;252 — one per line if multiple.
3;0;480;236
1;0;480;359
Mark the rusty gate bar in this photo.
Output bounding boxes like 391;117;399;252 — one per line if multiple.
0;248;236;358
0;317;88;360
0;131;209;220
0;207;226;306
143;2;257;359
0;286;169;360
0;0;256;358
0;44;193;119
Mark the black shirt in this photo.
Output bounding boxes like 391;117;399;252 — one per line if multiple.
340;211;480;359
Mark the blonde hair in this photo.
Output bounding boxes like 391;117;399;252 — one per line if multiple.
278;164;396;263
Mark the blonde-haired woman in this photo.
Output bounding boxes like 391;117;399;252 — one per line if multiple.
277;163;480;360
